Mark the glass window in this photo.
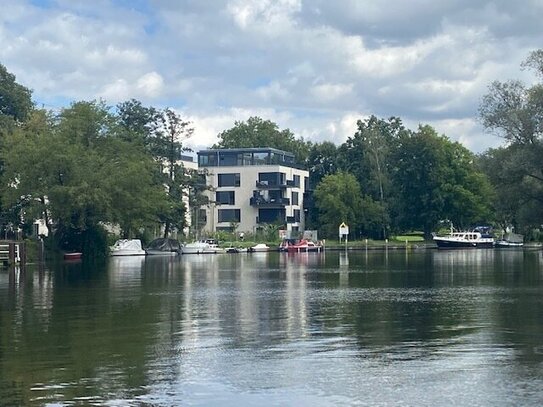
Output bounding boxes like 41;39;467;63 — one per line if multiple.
218;173;240;187
294;209;300;222
218;209;241;223
219;152;238;166
253;152;269;165
291;191;299;205
258;208;285;223
216;191;235;205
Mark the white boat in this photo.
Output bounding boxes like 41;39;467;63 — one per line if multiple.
182;239;225;254
110;239;146;256
248;243;270;252
495;232;524;248
433;226;494;249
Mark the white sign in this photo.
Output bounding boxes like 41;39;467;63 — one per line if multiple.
339;222;349;237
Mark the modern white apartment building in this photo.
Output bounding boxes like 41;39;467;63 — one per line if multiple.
197;148;309;234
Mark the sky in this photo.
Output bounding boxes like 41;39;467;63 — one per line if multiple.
1;0;542;153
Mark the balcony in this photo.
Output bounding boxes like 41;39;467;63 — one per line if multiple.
256;180;288;189
250;196;290;207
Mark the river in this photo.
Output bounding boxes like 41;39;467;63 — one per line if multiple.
1;249;543;406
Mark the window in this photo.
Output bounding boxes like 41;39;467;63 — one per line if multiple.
293;175;300;187
253;152;269;165
219;152;238;166
294;209;301;222
218;173;240;187
258;208;285;223
218;209;241;223
304;176;309;190
216;191;235;205
198;153;217;167
259;172;285;186
291;191;299;206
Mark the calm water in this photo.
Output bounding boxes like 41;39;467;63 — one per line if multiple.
1;249;543;406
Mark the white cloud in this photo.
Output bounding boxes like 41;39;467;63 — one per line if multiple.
1;0;542;153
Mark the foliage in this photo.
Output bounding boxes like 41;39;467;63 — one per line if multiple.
314;172;364;238
391;125;493;237
478;49;543;234
0;63;33;123
213;116;312;164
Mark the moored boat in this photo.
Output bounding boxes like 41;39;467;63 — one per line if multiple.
146;238;182;255
495;232;524;248
182;239;225;254
285;239;323;253
248;243;269;252
110;239;146;256
64;252;82;260
433;227;494;249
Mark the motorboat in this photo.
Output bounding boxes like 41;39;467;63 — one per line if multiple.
495;232;524;248
226;247;248;253
433;227;494;249
182;239;225;254
285;239;323;253
248;243;269;252
110;239;146;256
146;238;182;255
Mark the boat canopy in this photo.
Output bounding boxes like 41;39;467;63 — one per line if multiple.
147;238;181;252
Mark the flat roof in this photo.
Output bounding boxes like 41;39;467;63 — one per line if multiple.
197;147;295;157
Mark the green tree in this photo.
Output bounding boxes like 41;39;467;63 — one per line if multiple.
0;63;33;125
213;116;312;164
391;125;493;237
479;49;543;232
152;108;194;237
338;116;407;237
314;172;364;238
1;101;169;255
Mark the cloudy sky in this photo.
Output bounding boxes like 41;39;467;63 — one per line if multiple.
1;0;542;153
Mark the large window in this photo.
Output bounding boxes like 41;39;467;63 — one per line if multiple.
291;191;299;206
258;172;285;186
258;208;285;223
216;191;235;205
218;209;241;223
218;173;240;187
219;152;238;166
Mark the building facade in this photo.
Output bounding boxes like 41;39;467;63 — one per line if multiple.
197;148;309;235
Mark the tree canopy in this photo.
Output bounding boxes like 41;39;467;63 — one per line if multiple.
213;116;312;164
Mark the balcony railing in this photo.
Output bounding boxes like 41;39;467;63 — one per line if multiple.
256;180;289;189
250;196;290;207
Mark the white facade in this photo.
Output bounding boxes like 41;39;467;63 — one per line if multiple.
197;148;309;235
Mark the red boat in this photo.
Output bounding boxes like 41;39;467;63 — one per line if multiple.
285;239;323;253
64;252;83;260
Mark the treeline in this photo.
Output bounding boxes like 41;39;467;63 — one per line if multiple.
1;49;542;254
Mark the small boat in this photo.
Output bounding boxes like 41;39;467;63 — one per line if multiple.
110;239;146;256
285;239;323;253
433;226;494;249
182;239;225;254
146;238;182;255
64;252;82;260
248;243;269;252
495;232;524;248
226;247;248;253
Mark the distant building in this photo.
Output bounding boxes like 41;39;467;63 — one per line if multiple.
197;148;309;235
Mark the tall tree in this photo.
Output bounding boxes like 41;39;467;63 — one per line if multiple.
1;101;169;254
152;108;194;237
214;116;312;164
391;125;493;237
0;63;33;125
338;116;407;237
479;49;543;231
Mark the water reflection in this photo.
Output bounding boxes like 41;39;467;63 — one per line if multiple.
1;249;543;405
